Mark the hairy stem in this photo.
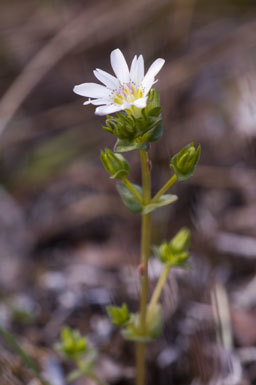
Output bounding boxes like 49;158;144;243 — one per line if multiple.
151;174;177;204
136;150;151;385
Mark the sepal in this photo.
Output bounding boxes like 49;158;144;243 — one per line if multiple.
102;89;163;153
100;149;130;179
154;228;191;267
56;326;87;360
106;303;131;327
170;142;201;181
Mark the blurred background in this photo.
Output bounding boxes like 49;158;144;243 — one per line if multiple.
1;0;256;384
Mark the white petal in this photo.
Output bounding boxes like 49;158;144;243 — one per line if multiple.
143;79;157;96
73;83;111;98
136;55;144;84
89;98;112;106
93;69;119;90
95;104;123;116
132;97;147;108
142;58;165;93
110;49;130;83
130;55;138;83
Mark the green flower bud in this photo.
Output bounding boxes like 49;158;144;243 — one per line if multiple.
100;149;130;179
170;227;190;254
170;142;201;181
155;228;191;267
106;303;131;327
58;326;87;359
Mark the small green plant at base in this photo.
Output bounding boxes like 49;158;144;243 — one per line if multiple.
56;326;107;385
73;48;201;385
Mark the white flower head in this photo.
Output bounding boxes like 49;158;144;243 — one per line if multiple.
73;49;165;116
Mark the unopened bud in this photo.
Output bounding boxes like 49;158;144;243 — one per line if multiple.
170;228;190;254
170;142;201;181
154;227;191;267
100;148;130;179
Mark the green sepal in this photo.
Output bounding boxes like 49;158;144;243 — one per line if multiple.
170;142;201;181
57;326;88;360
113;117;162;153
106;303;131;327
170;227;191;254
142;194;178;215
154;228;191;267
100;148;130;179
103;89;163;153
122;304;163;342
116;181;143;213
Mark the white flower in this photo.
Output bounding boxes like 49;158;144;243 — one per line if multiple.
73;48;165;116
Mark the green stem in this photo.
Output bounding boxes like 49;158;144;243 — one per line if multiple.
151;174;177;204
148;265;170;313
136;150;151;385
122;176;143;203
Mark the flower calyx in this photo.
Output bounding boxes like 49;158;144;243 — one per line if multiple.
100;148;130;179
57;326;88;360
170;142;201;181
106;303;131;327
154;228;191;267
103;89;163;152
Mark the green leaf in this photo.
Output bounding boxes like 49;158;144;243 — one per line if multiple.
114;138;148;152
122;328;154;343
106;303;131;327
116;182;143;213
142;194;178;214
122;304;163;342
0;325;42;380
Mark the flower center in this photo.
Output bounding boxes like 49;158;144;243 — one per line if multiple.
113;83;143;105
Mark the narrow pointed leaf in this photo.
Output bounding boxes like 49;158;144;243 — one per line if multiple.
142;194;178;214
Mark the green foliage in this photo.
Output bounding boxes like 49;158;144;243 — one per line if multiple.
57;326;87;360
102;89;162;152
100;148;130;179
170;142;201;181
122;304;163;342
56;327;102;385
116;182;178;215
154;228;191;267
106;303;131;327
142;194;178;214
117;181;143;213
